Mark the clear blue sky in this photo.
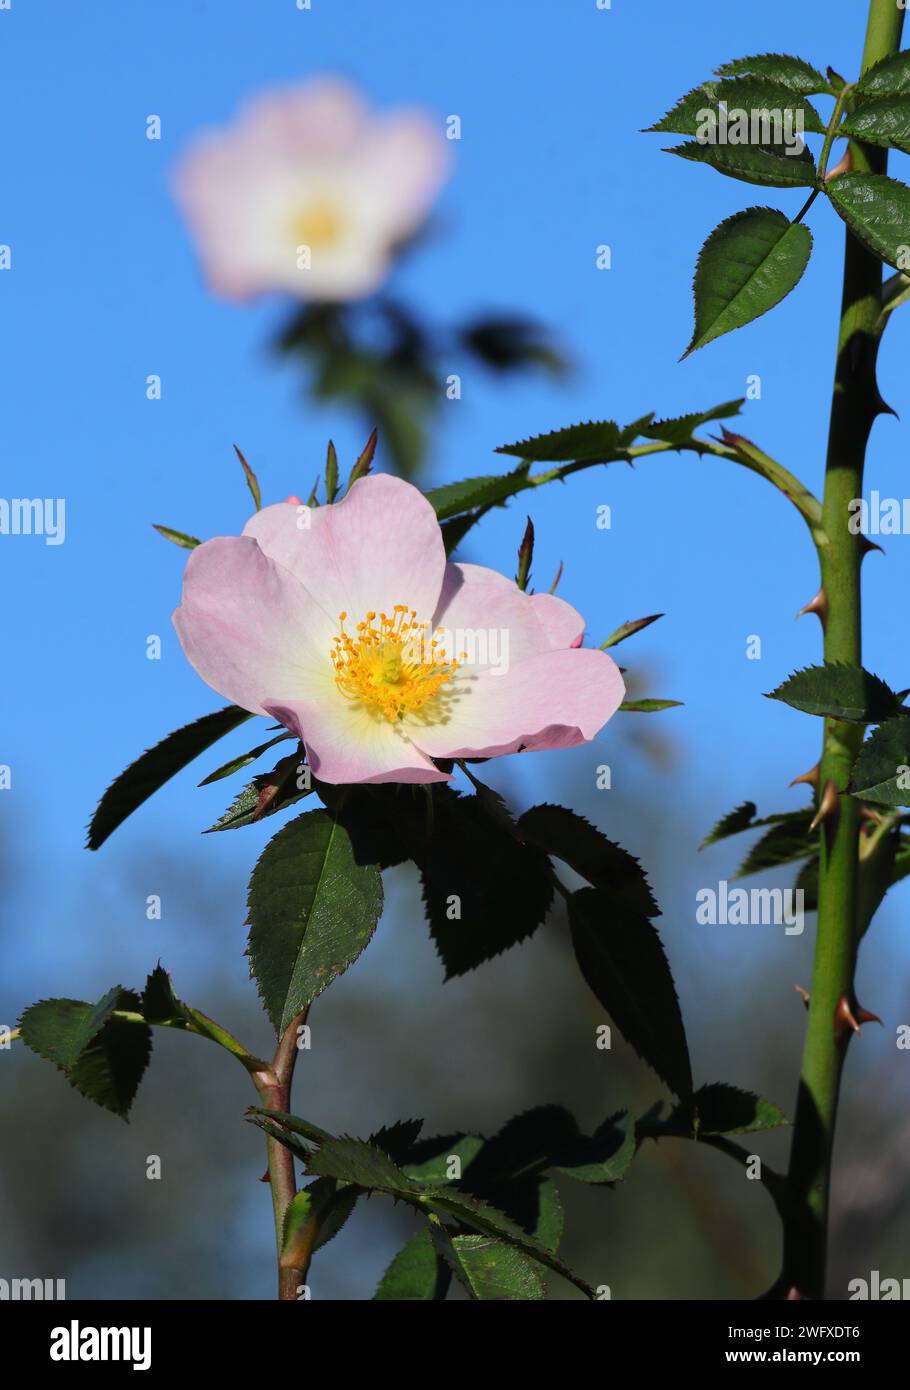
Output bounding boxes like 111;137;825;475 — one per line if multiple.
2;0;909;1252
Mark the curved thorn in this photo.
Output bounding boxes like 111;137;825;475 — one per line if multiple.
834;993;882;1039
825;148;852;182
809;779;840;834
795;587;828;630
790;762;821;792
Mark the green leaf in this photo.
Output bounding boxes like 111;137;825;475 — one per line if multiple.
568;888;692;1098
140;964;191;1026
424;464;531;522
518;803;659;916
374;1228;451;1301
648;79;825;136
552;1113;635;1185
203;750;313;832
419;1186;593;1296
281;1187;317;1260
245;1114;313;1165
140;967;275;1075
446;1235;546;1301
404;1134;486;1184
618;697;683;713
152;524;201;550
19;988;151;1120
347;428;378;490
713;53;830;95
734;813;815;878
324;440;339;504
599;613;664;650
640;398;744;446
767;663;902;722
495;420;622;463
617;411;656;446
280;1177;349;1265
532;1179;565;1254
463;1104;635;1189
247;810;384;1032
826;172;910;271
702;800;760;847
702;803;814;851
849;716;910;805
198;732;294;785
842;97;910;153
668;139;817;189
685;209;812;356
856;50;910;99
653;1083;788;1137
368;1118;426;1162
311;1183;360;1253
647;80;719;134
439;510;485;556
306;1136;420;1194
248;1107;335;1147
417;791;554;977
87;704;253;849
233;444;261;511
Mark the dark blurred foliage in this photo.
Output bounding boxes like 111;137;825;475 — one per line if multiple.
275;295;566;480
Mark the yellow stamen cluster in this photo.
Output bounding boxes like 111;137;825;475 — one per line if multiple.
293;201;344;250
331;606;460;724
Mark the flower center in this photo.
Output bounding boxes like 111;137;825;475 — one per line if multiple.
331;606;461;724
293;201;344;251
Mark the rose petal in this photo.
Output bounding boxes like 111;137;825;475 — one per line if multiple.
358;113;451;236
244;474;446;629
432;562;554;671
528;592;585;648
172;536;331;716
264;692;448;786
408;647;625;760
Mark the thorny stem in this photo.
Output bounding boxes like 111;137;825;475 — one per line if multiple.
781;0;904;1301
457;433;822;545
253;1009;310;1301
9;1004;312;1301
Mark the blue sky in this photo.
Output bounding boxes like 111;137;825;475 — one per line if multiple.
2;0;909;1294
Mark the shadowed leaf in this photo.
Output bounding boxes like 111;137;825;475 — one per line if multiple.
88;705;253;849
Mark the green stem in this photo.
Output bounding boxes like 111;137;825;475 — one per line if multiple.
782;0;904;1300
817;83;854;183
253;1009;310;1301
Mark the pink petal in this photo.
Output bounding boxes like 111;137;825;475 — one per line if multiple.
244;474;446;629
358;113;451;235
263;696;448;786
172;536;331;716
528;592;585;648
433;562;554;669
238;80;368;162
409;647;626;761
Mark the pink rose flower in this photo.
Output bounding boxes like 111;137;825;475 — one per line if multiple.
173;78;449;302
173;475;625;785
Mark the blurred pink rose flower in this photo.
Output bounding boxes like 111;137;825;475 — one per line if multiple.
173;78;449;302
173;475;625;785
